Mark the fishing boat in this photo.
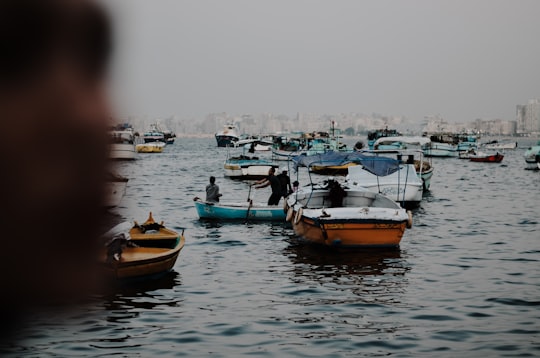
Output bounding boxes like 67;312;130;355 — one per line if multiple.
469;151;504;163
103;172;128;208
370;138;434;190
524;141;540;170
100;213;185;280
421;133;458;157
136;141;165;153
285;178;412;248
193;197;286;221
456;133;479;152
271;134;307;160
216;123;239;147
224;153;279;180
272;124;348;161
142;129;165;143
367;127;401;150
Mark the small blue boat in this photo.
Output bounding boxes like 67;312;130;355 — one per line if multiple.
194;199;286;221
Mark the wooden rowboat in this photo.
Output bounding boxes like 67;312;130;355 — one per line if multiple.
100;213;185;280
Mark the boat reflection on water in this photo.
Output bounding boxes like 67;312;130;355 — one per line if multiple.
282;240;411;303
99;271;181;311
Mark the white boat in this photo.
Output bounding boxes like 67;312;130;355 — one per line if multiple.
234;138;273;152
224;154;279;179
104;172;128;208
346;154;424;208
108;126;136;160
216;123;239;147
524;141;540;170
480;140;518;150
373;136;431;151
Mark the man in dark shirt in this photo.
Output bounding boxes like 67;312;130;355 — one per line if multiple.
277;168;293;198
327;179;347;208
254;167;282;205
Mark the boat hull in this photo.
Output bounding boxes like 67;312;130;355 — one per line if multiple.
216;135;239;147
136;142;165;153
109;143;137;160
422;142;458;157
103;174;128;208
272;148;303;161
292;215;407;247
285;184;411;248
100;237;184;280
194;200;285;221
469;153;504;163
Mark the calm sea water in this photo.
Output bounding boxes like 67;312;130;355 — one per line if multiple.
3;137;540;357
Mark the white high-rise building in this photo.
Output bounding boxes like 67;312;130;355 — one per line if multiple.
516;99;540;135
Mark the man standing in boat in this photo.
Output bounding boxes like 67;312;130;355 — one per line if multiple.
277;167;293;198
206;176;222;202
253;167;282;205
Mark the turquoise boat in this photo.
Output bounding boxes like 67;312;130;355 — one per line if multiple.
194;199;286;221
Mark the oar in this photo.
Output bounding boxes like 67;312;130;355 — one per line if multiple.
245;184;253;224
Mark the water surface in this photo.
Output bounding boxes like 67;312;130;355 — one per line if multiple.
3;138;539;357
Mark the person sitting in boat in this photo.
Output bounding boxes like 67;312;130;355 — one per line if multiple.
292;180;300;192
103;222;138;263
327;178;347;208
253;167;282;205
277;167;293;198
206;176;222;202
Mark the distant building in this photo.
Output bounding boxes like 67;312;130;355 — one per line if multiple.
516;99;540;135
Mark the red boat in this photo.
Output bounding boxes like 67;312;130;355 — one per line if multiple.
469;151;504;163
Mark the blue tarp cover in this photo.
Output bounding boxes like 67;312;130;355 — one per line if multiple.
292;151;400;177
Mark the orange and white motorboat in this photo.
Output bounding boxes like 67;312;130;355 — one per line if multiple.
285;178;412;248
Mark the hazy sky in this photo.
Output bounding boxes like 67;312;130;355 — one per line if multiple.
104;0;540;122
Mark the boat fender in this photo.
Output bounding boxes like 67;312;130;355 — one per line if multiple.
294;207;303;225
286;207;294;222
406;210;413;229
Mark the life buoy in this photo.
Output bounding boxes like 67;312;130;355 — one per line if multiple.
406;210;413;229
286;207;294;222
293;207;303;225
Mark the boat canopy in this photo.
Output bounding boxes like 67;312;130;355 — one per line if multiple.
292;151;401;176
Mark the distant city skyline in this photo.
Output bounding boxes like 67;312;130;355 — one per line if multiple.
103;1;540;123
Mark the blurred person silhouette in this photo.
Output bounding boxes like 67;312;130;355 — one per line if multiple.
0;0;112;339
